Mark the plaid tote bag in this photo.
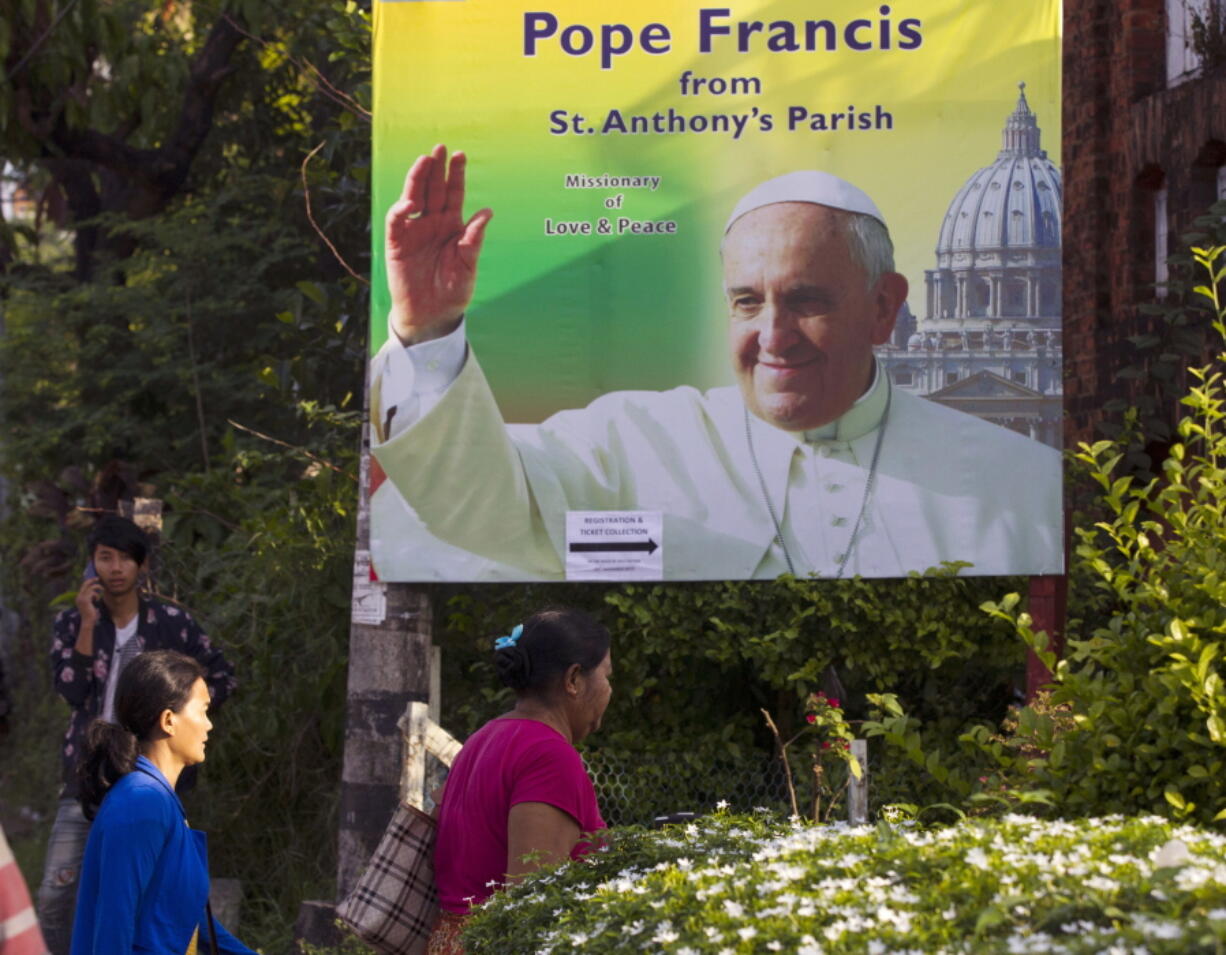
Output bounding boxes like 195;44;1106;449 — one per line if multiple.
337;801;440;954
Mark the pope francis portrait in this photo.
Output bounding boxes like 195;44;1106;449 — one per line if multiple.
367;145;1062;581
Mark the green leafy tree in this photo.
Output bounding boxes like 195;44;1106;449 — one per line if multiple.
968;244;1226;824
0;1;373;947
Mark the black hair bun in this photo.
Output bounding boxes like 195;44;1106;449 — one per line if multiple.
494;644;533;691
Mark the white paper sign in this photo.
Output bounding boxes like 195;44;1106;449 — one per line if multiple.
351;549;387;625
565;511;663;581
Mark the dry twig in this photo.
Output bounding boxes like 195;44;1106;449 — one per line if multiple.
220;13;371;121
301;141;369;287
227;418;355;481
761;708;801;819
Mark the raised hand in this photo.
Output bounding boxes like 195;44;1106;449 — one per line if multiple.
385;145;494;344
75;576;102;629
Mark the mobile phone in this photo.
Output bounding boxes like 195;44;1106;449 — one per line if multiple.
83;559;96;581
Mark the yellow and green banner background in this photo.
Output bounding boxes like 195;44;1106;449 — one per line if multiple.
372;0;1061;422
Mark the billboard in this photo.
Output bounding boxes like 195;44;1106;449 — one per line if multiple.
370;0;1063;582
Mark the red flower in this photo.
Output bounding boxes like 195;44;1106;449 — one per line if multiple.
820;741;832;750
828;698;841;709
806;714;817;724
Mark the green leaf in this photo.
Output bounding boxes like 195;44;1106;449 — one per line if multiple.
296;280;326;305
1208;715;1226;744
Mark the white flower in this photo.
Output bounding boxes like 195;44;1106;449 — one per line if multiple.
716;799;729;810
737;926;757;940
1085;875;1118;893
767;943;783;951
723;900;744;918
652;928;679;944
1138;918;1182;940
1152;838;1192;868
1174;865;1214;890
965;847;991;869
1208;908;1226;921
675;857;693;871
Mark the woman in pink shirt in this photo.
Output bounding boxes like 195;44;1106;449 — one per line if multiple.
427;608;612;955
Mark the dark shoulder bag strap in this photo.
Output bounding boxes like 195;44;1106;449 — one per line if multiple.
206;900;220;955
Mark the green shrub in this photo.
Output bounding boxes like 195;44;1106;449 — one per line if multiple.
464;811;1226;954
437;569;1026;825
970;245;1226;825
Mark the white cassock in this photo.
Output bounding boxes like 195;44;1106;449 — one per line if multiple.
367;322;1063;581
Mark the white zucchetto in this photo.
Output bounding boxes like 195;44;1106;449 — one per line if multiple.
725;170;887;233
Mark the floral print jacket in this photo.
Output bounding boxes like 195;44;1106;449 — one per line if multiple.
50;596;238;797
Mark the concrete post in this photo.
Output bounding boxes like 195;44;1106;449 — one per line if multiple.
847;740;869;825
335;422;434;899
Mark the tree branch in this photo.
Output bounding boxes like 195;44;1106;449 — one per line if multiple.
156;11;247;196
220;13;371;123
226;418;355;481
301;142;369;287
45;9;246;203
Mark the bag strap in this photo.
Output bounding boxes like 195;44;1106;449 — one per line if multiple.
205;899;220;955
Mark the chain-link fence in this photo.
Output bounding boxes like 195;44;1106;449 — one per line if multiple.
422;732;873;827
581;749;795;827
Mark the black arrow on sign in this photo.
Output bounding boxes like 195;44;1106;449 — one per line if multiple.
569;539;658;555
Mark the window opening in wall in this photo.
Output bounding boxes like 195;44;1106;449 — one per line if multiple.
1012;369;1028;385
1168;0;1226;85
945;372;959;386
970;278;991;318
893;369;914;386
1004;279;1027;317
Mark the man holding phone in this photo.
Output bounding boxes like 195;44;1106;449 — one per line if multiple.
37;515;239;955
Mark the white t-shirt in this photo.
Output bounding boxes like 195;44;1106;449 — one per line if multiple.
100;616;139;725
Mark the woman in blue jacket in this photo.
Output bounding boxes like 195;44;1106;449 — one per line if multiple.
70;650;255;955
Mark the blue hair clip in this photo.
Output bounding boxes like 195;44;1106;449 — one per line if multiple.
494;623;523;651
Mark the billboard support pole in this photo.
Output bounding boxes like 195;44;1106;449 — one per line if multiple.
1024;573;1067;701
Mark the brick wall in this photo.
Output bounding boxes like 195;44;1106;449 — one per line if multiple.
1062;0;1225;447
